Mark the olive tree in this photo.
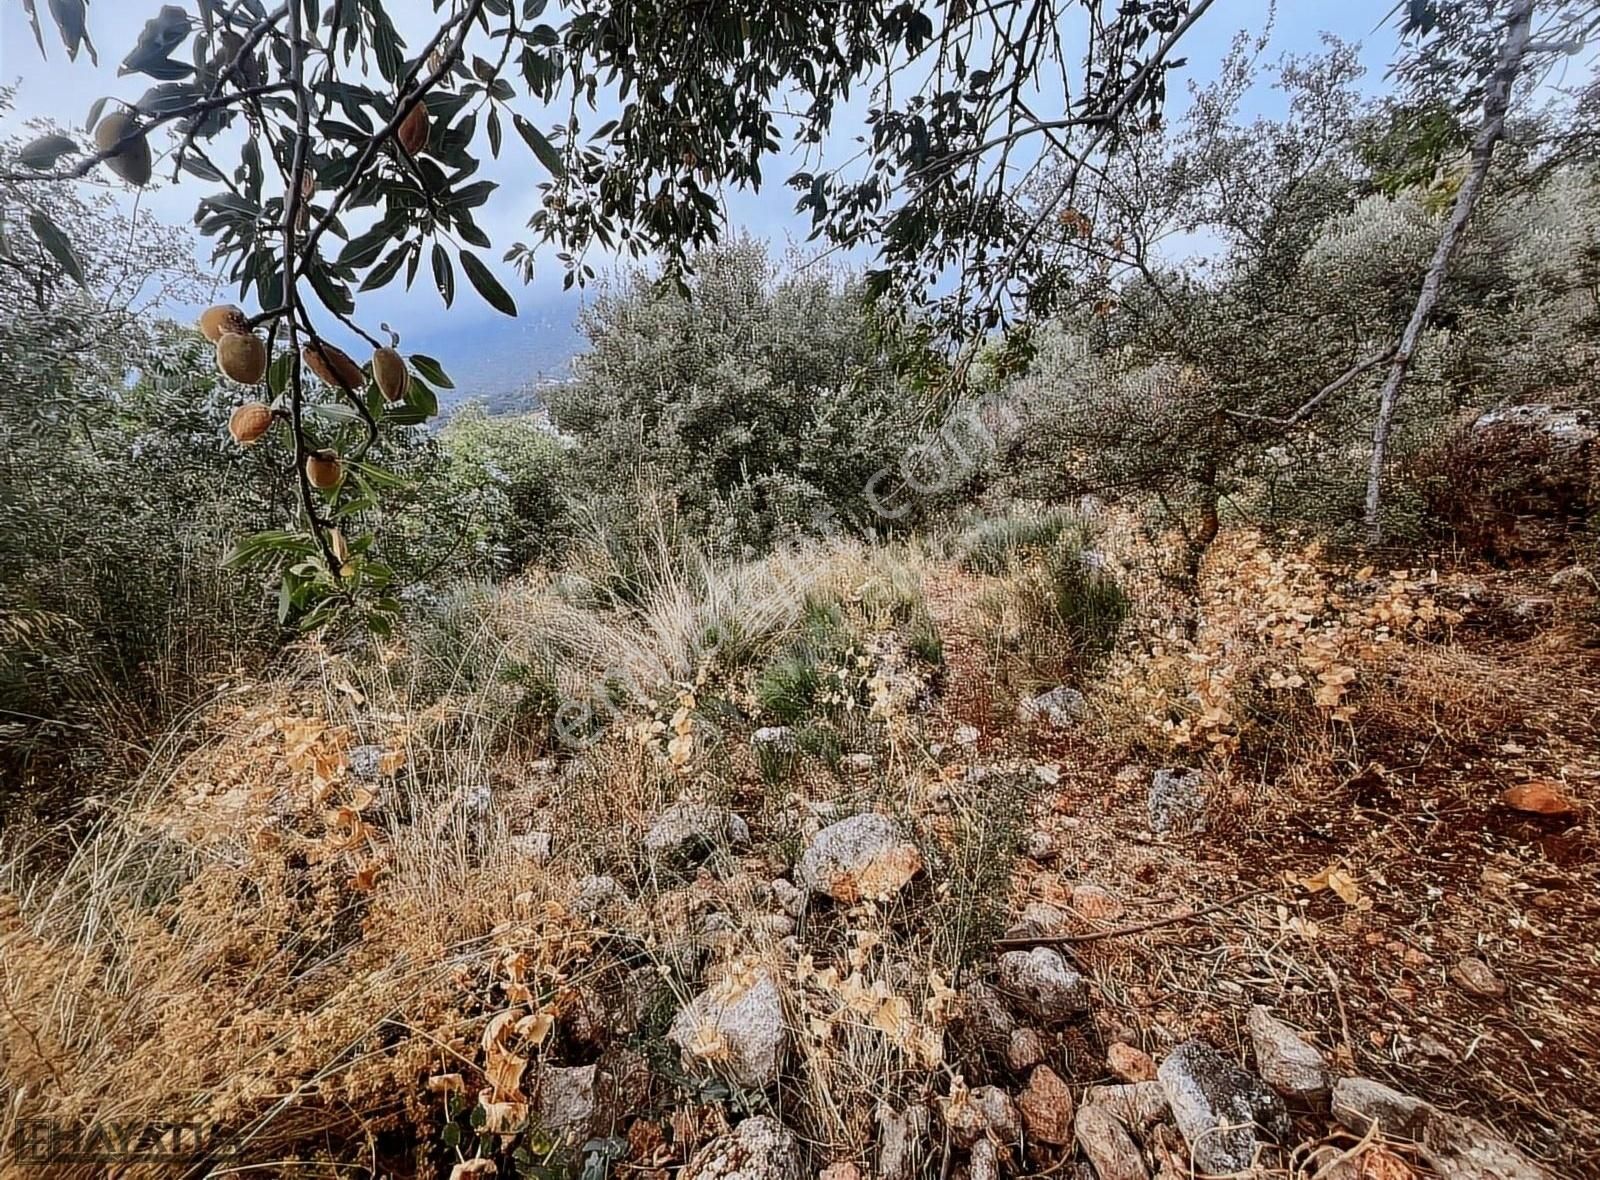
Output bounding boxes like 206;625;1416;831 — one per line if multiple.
3;0;1217;628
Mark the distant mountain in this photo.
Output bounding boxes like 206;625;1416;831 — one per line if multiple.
402;285;587;411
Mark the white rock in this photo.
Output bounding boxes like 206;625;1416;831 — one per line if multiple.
574;875;625;917
534;1063;596;1140
876;1103;929;1180
669;969;787;1089
1148;767;1207;834
511;831;552;863
645;801;750;857
683;1116;804;1180
1332;1078;1556;1180
996;946;1090;1022
955;724;980;746
796;813;922;902
1018;686;1088;728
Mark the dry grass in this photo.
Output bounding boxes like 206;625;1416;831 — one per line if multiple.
2;526;1595;1177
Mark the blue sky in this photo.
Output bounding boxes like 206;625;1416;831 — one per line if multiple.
1;1;1404;398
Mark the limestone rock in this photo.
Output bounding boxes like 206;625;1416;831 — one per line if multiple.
996;946;1090;1023
958;981;1018;1054
534;1063;596;1140
645;802;750;858
969;1138;1000;1180
1332;1078;1556;1180
574;875;625;918
1148;768;1207;834
669;969;787;1089
1074;1104;1148;1180
796;813;922;902
684;1116;804;1180
770;878;805;918
1070;884;1124;921
752;726;798;752
1006;1027;1047;1073
1018;1065;1075;1145
1449;956;1507;998
941;1084;1020;1148
1247;1006;1331;1100
1018;686;1088;728
511;830;552;863
1157;1041;1289;1174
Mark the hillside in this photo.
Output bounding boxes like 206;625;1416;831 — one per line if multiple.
3;519;1594;1178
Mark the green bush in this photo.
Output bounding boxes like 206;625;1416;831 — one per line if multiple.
953;509;1087;575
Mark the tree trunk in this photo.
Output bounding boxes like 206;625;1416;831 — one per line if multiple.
1363;0;1537;543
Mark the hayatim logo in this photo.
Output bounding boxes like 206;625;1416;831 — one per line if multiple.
5;1117;242;1163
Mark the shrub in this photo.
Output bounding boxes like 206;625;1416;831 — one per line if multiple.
953;509;1087;574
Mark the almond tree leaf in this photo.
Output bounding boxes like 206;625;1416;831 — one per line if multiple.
409;353;454;389
458;249;516;316
27;209;87;288
512;113;564;178
18;134;80;170
431;242;454;308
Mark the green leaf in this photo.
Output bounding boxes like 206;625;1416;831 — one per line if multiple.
268;350;294;396
458;249;517;316
84;96;109;132
360;243;410;291
27;209;87;288
512;114;565;178
19;134;80;170
409;354;454;389
431;243;455;307
487;108;502;158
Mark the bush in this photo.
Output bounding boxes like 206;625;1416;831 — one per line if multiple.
953;508;1087;574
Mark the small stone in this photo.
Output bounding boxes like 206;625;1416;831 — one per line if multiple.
796;813;922;902
1148;768;1207;834
1332;1079;1556;1180
876;1104;929;1180
752;726;798;752
1082;1083;1168;1132
770;878;805;918
1004;901;1068;940
669;969;787;1089
574;875;625;918
683;1116;804;1180
534;1063;596;1140
1006;1027;1046;1073
1034;764;1061;785
1500;781;1576;817
841;752;877;773
955;724;980;746
1330;1077;1437;1142
1071;884;1124;921
1247;1006;1331;1100
511;830;552;863
1158;1041;1290;1174
818;1164;860;1180
940;1084;1019;1148
958;982;1017;1053
1018;1065;1074;1145
528;757;558;774
348;744;384;780
1074;1104;1148;1180
1018;686;1088;728
1449;956;1506;998
996;946;1090;1022
1106;1042;1156;1083
1025;831;1054;861
969;1139;1000;1180
1416;1033;1458;1063
752;914;796;938
1549;564;1592;592
645;802;750;858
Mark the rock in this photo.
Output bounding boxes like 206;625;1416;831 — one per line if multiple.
941;1084;1020;1148
795;812;922;902
752;914;796;938
669;969;787;1089
958;982;1018;1054
1004;902;1068;940
1416;1033;1458;1063
511;831;552;863
534;1063;596;1140
818;1164;860;1180
645;801;750;858
969;1139;1000;1180
1106;1042;1157;1083
841;752;877;773
1034;764;1061;785
770;878;805;918
955;724;981;746
574;875;625;918
348;744;384;780
753;726;798;751
1332;1078;1555;1180
1019;1065;1075;1145
996;946;1090;1023
1148;768;1207;834
1449;956;1506;998
1018;686;1088;728
1549;564;1593;592
1331;1077;1434;1141
1157;1041;1290;1174
528;757;558;775
684;1116;804;1180
1071;884;1125;921
1247;1006;1330;1100
1074;1104;1148;1180
1024;831;1054;861
1500;781;1576;817
876;1103;929;1180
1006;1027;1046;1072
1473;403;1594;446
1082;1083;1169;1132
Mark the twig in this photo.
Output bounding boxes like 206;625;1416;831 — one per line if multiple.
993;886;1273;948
